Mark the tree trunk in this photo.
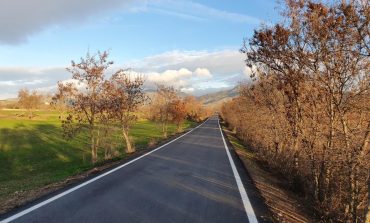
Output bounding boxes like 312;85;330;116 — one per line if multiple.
95;128;100;159
162;121;167;138
28;109;33;119
365;179;370;223
90;129;97;163
318;159;326;202
123;128;135;153
176;122;182;132
91;136;97;163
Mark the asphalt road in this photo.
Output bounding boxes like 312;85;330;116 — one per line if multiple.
1;117;270;223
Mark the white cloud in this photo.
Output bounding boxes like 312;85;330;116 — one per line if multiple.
146;68;192;83
128;49;250;94
0;49;250;99
194;68;211;78
243;67;252;77
139;67;214;91
0;66;68;99
129;49;246;75
0;81;17;86
149;8;207;22
180;87;195;93
144;0;262;24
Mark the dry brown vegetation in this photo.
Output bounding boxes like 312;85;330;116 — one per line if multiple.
42;51;208;164
51;81;76;120
104;70;148;154
222;0;369;222
147;85;210;137
17;88;43;118
11;52;209;165
58;51;153;162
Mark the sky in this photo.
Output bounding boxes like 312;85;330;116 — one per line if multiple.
0;0;280;99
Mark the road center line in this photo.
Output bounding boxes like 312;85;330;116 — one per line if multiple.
218;119;259;223
1;119;208;223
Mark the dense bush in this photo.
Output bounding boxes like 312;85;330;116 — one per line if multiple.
222;1;369;222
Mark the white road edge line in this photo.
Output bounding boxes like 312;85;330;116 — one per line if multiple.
218;118;259;223
1;119;209;223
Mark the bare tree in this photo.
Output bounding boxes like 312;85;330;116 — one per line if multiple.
222;0;370;222
149;85;178;137
105;70;147;153
51;81;75;120
169;99;187;132
183;96;205;122
65;51;113;163
18;88;43;119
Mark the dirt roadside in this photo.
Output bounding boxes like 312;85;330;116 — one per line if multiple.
222;126;317;223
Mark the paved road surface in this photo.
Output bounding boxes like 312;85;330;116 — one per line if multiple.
1;117;270;223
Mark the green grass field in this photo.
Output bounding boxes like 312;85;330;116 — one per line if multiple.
0;109;196;202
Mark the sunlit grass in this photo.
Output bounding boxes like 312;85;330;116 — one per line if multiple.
222;127;255;160
0;109;196;201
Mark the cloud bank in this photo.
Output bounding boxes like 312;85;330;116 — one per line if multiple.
0;49;250;99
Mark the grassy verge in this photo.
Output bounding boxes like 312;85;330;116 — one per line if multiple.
221;122;315;223
0;109;196;213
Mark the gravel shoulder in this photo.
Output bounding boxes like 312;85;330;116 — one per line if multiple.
222;125;316;223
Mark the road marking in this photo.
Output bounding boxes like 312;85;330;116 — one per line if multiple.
1;119;208;223
218;119;259;223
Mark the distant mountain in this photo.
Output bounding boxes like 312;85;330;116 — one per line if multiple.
143;88;190;99
197;87;238;106
0;98;18;102
0;88;237;108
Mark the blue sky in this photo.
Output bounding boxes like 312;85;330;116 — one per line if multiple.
0;0;280;99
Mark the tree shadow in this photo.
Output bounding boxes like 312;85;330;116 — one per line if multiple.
0;123;91;196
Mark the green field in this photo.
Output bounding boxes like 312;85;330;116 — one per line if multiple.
0;109;196;203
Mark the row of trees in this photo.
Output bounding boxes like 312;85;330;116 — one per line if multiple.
53;51;146;163
222;1;369;222
12;52;209;164
148;85;209;137
51;51;208;164
17;89;43;118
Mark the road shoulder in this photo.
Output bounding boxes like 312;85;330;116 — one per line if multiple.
221;123;315;223
219;123;274;223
